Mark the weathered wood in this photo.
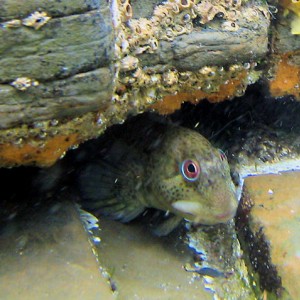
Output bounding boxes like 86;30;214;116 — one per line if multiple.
0;1;115;129
0;10;113;81
0;0;273;166
138;3;269;71
0;0;270;130
140;27;268;72
0;68;112;128
0;0;103;20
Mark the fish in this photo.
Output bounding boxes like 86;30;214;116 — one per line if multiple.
75;113;238;235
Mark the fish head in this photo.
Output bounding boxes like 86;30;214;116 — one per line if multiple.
150;128;238;225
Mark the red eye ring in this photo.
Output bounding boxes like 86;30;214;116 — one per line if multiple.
180;159;200;182
219;149;227;161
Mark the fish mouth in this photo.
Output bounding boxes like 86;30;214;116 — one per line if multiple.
171;200;236;223
171;201;202;217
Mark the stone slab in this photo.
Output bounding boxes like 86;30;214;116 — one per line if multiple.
0;201;114;300
241;171;300;299
98;219;213;299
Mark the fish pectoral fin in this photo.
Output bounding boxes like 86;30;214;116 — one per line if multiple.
151;215;183;236
78;163;145;222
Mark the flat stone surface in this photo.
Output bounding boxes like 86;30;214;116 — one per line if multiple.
244;171;300;299
98;219;212;300
0;202;114;300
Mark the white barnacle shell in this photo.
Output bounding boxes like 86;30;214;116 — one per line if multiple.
120;55;139;71
169;0;194;10
179;71;193;83
165;2;180;14
134;46;150;55
173;24;187;35
162;28;175;41
190;8;197;19
199;66;217;77
121;1;132;22
22;11;51;30
178;0;194;9
162;70;178;86
185;22;193;33
149;74;161;85
148;38;159;52
231;0;242;8
11;77;39;91
1;19;22;28
128;18;154;39
222;21;239;31
133;68;144;78
229;64;243;72
128;19;142;34
153;5;171;19
120;39;130;54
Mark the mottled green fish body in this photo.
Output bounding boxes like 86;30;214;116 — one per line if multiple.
78;115;238;234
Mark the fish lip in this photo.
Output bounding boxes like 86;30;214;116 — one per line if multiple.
171;201;202;216
171;201;237;223
215;209;236;221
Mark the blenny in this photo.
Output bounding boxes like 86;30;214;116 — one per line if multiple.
76;114;238;235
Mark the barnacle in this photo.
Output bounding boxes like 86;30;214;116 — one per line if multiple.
127;18;156;47
153;4;171;19
111;0;260;119
1;19;22;28
162;70;179;86
173;24;188;35
199;66;218;77
133;45;151;55
169;0;195;10
122;3;133;21
161;28;175;41
193;1;225;24
148;38;159;52
22;11;51;30
118;0;133;22
222;21;239;31
11;77;39;91
182;13;192;23
149;74;162;85
119;55;139;71
133;68;150;85
230;0;242;7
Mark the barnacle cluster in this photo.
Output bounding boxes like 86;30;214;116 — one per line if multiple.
11;77;39;91
22;11;51;30
1;11;51;30
116;0;245;54
151;63;261;113
112;0;262;113
0;0;268;166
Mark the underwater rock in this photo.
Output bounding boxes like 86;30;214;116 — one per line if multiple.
0;0;270;167
186;221;258;299
268;3;300;99
0;201;114;299
97;218;214;299
236;172;300;299
0;0;298;170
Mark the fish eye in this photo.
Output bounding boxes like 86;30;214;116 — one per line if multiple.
219;149;227;161
180;159;200;182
